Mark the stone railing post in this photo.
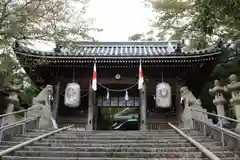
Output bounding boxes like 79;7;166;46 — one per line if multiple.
224;74;240;132
4;85;20;124
209;80;227;125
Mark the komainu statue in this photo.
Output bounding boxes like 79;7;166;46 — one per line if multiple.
180;86;212;129
27;85;57;129
180;86;202;108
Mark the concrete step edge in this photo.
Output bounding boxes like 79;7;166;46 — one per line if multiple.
2;156;228;160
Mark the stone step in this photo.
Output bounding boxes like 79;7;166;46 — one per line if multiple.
66;128;86;131
1;129;238;160
27;129;194;133
14;134;209;140
4;156;238;160
25;132;188;136
26;128;177;131
0;146;227;152
10;137;216;144
25;131;204;137
3;146;201;152
2;141;221;148
7;150;236;158
23;131;205;137
57;132;203;136
0;145;196;152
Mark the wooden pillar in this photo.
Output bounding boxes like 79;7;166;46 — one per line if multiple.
52;82;60;120
93;92;98;130
175;80;181;122
86;84;94;131
139;84;147;131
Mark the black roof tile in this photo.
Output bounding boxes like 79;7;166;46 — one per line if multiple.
13;39;221;58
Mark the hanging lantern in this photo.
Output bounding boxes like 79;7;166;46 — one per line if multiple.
125;90;129;101
106;90;110;100
64;82;81;108
156;82;171;108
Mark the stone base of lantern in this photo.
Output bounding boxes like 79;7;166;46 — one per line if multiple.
4;97;19;125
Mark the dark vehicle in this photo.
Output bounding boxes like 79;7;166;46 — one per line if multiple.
113;119;139;130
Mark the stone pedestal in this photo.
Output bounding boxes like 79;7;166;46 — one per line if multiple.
4;85;20;124
224;74;240;132
209;80;227;125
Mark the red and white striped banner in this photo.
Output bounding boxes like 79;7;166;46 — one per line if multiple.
92;61;97;91
138;61;144;90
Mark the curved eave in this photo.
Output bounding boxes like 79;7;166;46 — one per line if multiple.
15;50;221;63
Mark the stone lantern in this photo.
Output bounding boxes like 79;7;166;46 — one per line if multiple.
209;80;227;124
4;84;20;124
224;74;240;132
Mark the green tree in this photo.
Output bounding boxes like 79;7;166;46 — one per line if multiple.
128;33;144;41
146;0;240;48
0;0;100;111
0;0;98;44
128;30;166;41
145;0;240;116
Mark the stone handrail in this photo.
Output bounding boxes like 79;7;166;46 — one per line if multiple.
0;125;73;157
168;123;220;160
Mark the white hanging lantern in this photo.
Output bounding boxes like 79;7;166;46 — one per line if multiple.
106;90;110;100
156;82;171;108
125;90;129;101
64;82;81;108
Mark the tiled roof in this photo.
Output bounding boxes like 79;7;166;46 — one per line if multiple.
13;39;221;58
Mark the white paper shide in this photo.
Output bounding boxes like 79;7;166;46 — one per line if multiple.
64;83;81;107
156;82;171;108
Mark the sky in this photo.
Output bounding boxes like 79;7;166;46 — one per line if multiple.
86;0;154;41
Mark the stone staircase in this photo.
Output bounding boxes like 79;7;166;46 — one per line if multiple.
0;128;239;159
57;116;87;129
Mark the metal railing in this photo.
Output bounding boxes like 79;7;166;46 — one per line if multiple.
0;125;73;157
168;123;220;160
0;107;40;142
190;108;240;148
